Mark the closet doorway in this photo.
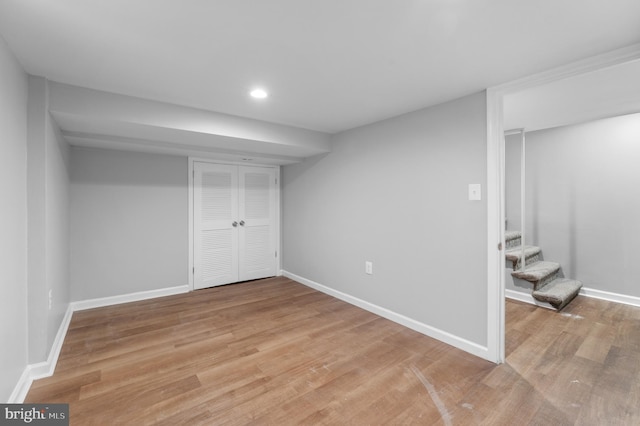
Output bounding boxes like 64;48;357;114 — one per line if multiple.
191;161;279;290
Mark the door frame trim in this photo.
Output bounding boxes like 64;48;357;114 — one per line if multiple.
188;157;281;291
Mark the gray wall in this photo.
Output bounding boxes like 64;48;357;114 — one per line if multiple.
505;133;522;232
0;35;29;401
45;92;71;360
505;113;640;297
26;76;72;363
70;147;188;300
283;92;488;346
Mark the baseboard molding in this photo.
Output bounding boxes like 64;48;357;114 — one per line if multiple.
30;305;74;380
282;271;490;361
505;289;554;310
8;367;32;403
505;286;640;309
8;284;190;403
580;286;640;307
8;304;74;403
71;285;190;312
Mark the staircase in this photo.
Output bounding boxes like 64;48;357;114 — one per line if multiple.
505;231;582;310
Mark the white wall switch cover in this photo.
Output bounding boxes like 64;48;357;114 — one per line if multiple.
365;261;373;275
468;184;481;201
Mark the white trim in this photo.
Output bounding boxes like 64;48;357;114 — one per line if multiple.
486;42;640;366
188;156;285;167
71;285;190;311
275;167;282;274
505;289;534;304
492;43;640;95
30;306;74;380
8;367;32;403
8;304;74;403
505;289;554;310
519;130;526;273
580;287;640;307
486;88;506;364
506;286;640;310
282;271;490;361
188;157;195;290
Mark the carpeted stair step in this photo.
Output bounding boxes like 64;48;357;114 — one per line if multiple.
505;230;522;249
532;278;583;311
505;245;542;270
504;230;582;311
511;261;560;289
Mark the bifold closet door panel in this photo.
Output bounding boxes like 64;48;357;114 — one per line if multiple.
193;162;239;289
238;166;277;282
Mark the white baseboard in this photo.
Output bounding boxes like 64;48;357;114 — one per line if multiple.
580;286;640;307
8;284;190;403
282;270;490;361
505;289;554;310
30;303;73;380
71;285;190;312
505;286;640;309
8;367;32;403
30;305;74;380
8;305;74;403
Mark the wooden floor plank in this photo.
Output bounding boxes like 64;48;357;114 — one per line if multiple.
25;278;640;425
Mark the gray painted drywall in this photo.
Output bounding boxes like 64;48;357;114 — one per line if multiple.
26;76;48;363
505;133;522;233
0;35;28;401
505;113;640;297
27;76;47;363
70;147;188;300
45;96;71;358
26;76;72;364
283;91;488;346
504;133;527;293
48;82;331;163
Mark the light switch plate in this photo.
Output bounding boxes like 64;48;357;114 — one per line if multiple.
468;184;481;201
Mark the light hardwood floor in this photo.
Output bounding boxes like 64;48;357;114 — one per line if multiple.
26;276;640;425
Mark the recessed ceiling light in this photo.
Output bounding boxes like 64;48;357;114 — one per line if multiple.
250;88;268;99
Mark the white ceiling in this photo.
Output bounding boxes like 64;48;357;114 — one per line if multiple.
45;81;332;165
1;0;639;136
505;59;640;133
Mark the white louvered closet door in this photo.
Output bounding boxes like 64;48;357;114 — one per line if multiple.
194;162;239;289
238;166;277;282
194;163;277;290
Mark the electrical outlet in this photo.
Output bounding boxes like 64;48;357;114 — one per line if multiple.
48;289;53;310
365;261;373;275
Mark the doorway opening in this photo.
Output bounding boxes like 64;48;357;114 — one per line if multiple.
486;44;640;363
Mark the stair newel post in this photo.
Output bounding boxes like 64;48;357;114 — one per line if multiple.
520;129;526;272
